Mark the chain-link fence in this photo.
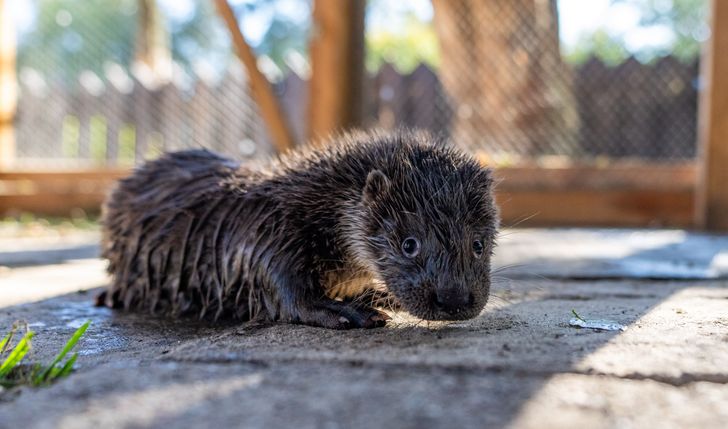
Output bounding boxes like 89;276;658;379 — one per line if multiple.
10;0;707;169
12;0;314;168
363;0;707;164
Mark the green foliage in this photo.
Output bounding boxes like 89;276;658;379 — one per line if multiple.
564;29;632;66
366;14;440;73
0;329;34;379
0;321;90;388
166;1;235;74
17;0;306;80
18;0;137;84
628;0;710;61
255;15;310;71
564;0;709;65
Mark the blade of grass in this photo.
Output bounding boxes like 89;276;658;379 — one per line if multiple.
0;324;19;355
571;309;586;322
0;331;34;378
54;353;78;380
49;364;62;380
46;352;76;381
0;342;30;376
0;331;12;354
37;321;89;383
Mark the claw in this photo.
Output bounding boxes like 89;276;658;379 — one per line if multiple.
297;299;391;329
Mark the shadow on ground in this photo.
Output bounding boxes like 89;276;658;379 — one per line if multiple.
2;275;726;428
0;243;99;268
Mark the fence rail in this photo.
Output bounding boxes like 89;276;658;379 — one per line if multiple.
0;162;696;228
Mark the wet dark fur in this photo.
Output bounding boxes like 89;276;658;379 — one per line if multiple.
100;130;499;329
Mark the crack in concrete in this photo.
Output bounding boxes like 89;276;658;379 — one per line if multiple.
539;293;660;301
583;370;728;387
161;352;728;387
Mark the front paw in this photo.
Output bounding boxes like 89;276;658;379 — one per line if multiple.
296;299;390;330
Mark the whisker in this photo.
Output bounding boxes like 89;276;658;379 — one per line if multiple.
502;211;540;229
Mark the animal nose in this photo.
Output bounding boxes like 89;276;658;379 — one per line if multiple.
434;290;474;314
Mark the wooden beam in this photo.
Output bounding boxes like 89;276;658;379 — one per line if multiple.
214;0;296;153
493;162;696;192
696;0;728;230
134;0;172;84
0;169;128;216
0;164;696;227
497;189;694;228
0;0;17;169
308;0;365;143
494;163;696;228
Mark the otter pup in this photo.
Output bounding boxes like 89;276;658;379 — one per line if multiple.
99;130;499;329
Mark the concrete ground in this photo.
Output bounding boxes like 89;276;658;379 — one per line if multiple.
0;229;727;429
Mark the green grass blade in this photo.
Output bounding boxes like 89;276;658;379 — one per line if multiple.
571;309;586;322
0;342;30;375
47;363;62;381
0;331;34;377
0;332;11;354
38;321;89;382
55;353;78;379
0;325;18;355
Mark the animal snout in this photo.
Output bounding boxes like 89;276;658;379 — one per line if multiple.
434;289;474;314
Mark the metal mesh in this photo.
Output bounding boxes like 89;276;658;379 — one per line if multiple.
12;0;706;168
12;0;310;168
364;0;706;164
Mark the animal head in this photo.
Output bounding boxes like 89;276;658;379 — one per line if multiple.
359;142;498;321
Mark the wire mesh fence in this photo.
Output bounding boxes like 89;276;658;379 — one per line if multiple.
363;0;706;164
12;0;302;168
10;0;707;169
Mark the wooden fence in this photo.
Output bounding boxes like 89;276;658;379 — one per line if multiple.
1;55;701;226
15;66;271;166
13;55;699;167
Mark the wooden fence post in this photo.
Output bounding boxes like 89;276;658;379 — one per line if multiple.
134;0;172;84
308;0;365;143
214;0;296;153
0;0;17;169
696;0;728;230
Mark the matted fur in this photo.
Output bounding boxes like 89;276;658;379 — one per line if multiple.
100;130;499;328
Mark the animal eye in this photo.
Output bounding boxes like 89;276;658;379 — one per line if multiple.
401;237;420;258
473;240;484;258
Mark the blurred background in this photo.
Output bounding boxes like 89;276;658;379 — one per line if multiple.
0;0;725;234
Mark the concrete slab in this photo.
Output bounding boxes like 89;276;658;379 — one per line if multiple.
1;277;726;428
495;229;728;279
1;229;727;428
0;232;99;267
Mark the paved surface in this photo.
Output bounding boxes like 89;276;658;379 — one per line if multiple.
0;230;727;429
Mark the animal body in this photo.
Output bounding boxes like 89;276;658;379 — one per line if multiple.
99;130;499;329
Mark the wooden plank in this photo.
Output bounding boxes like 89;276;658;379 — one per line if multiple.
0;168;131;182
0;194;110;216
308;0;365;143
696;0;728;230
497;189;694;228
0;169;128;216
493;162;696;191
495;163;696;228
0;185;693;227
0;164;696;227
0;0;17;169
213;0;296;153
0;187;693;226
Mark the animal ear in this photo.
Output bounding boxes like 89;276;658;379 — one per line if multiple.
362;170;390;204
